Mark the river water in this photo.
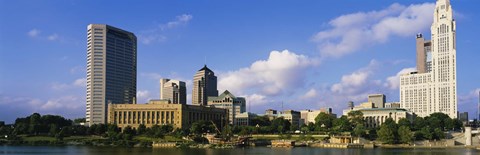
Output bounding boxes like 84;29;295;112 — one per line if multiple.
1;146;479;155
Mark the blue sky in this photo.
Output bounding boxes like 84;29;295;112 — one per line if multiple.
1;0;479;123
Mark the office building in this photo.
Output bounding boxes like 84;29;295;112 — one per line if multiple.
192;65;218;105
160;79;186;104
264;109;301;128
385;102;401;108
343;102;414;128
400;0;457;118
368;94;386;108
208;90;246;125
458;112;468;123
235;112;257;126
86;24;137;126
107;99;226;130
300;108;336;124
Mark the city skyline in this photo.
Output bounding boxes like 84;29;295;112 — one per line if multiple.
1;0;480;123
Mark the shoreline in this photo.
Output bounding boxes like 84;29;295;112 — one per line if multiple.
2;140;479;150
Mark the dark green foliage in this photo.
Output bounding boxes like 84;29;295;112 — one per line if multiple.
189;120;215;135
271;117;291;134
315;113;334;131
397;118;411;128
137;124;147;135
332;116;351;132
377;119;397;144
250;116;271;127
398;126;413;144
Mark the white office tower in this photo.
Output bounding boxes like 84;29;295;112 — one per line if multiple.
400;0;457;118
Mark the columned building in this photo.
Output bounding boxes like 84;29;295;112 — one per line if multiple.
107;100;226;130
160;79;186;104
86;24;137;126
400;0;457;118
192;65;218;105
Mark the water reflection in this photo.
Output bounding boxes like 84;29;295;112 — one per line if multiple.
0;146;478;155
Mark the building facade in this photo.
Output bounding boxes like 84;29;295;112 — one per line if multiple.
343;103;414;128
160;79;186;104
264;109;301;128
235;112;257;126
192;65;218;105
368;94;386;108
207;90;246;125
400;0;457;118
385;102;401;108
86;24;137;126
300;108;336;125
107;100;226;129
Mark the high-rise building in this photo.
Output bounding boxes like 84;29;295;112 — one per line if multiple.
368;94;386;108
86;24;137;126
160;79;186;104
400;0;457;118
192;65;218;105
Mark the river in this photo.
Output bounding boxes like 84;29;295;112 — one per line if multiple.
1;146;479;155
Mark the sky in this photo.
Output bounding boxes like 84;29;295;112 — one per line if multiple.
0;0;479;123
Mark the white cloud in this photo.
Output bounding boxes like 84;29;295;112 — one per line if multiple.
384;67;416;90
136;90;152;103
162;14;193;30
218;50;317;97
0;95;85;123
330;60;379;95
47;33;59;41
244;93;270;106
28;29;40;37
73;78;87;87
140;72;163;80
312;3;434;58
70;66;86;74
459;88;480;106
40;96;82;110
51;78;86;90
139;14;193;44
301;89;318;99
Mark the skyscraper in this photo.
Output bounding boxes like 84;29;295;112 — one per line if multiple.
86;24;137;126
192;65;218;105
160;79;186;104
400;0;457;118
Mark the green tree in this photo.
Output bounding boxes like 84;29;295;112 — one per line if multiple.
137;124;147;135
347;111;364;128
398;126;413;144
190;120;215;135
420;126;433;140
397;118;411;128
148;125;165;138
332;116;351;132
251;116;271;127
353;124;366;137
271;117;290;134
378;124;396;144
315;113;334;131
433;128;445;140
413;117;426;131
49;124;58;136
28;113;41;135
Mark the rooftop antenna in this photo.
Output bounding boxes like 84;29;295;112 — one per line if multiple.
281;101;284;112
204;56;207;66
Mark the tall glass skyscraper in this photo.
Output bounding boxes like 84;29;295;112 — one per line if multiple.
86;24;137;126
192;65;218;105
